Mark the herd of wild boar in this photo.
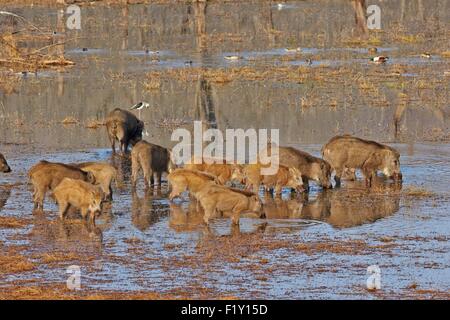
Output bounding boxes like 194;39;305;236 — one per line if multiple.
0;108;403;227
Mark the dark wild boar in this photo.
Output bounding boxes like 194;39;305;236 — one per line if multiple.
53;178;103;223
131;141;173;189
322;135;402;187
0;153;11;173
105;108;144;154
28;161;96;209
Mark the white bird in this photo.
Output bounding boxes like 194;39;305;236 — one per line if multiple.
224;55;242;61
130;102;150;110
130;102;151;118
285;47;301;53
277;3;285;10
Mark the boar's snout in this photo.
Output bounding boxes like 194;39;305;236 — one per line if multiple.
1;165;11;173
323;181;333;189
392;171;403;182
259;209;266;219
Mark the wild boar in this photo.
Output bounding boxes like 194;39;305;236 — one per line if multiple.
263;146;332;190
243;164;304;195
28;161;96;210
196;184;262;225
0;153;11;173
167;168;219;200
72;162;117;201
53;178;103;223
185;157;244;185
105;108;144;154
322;135;402;187
131;140;173;189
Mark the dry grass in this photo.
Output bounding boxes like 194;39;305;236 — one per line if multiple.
0;244;35;274
61;116;79;125
0;216;31;229
0;30;74;73
144;77;161;90
85;119;105;129
36;252;94;264
402;186;435;197
0;283;237;300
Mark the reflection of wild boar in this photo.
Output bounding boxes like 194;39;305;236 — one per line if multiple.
197;184;262;225
53;178;103;223
185;157;243;185
0;187;11;213
266;146;332;190
28;161;96;209
167;169;218;200
243;164;304;195
105;108;144;154
72;162;117;201
262;197;303;219
300;189;400;228
131;141;173;189
0;153;11;173
131;190;164;231
168;202;205;232
322;135;402;187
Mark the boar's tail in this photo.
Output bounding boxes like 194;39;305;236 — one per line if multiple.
28;161;45;180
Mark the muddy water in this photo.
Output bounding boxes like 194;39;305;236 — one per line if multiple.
0;1;449;299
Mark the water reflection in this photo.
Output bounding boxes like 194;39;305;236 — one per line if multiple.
131;189;168;231
0;186;11;212
168;201;204;233
30;212;104;248
263;183;401;228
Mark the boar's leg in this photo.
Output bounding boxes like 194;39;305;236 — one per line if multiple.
107;184;113;201
131;157;141;188
88;210;96;225
155;171;163;188
230;212;240;225
57;200;69;219
302;175;310;191
344;168;357;181
109;135;116;154
33;184;46;210
273;184;282;197
202;204;216;225
120;138;130;155
362;168;376;188
142;168;153;189
80;207;90;220
333;168;343;187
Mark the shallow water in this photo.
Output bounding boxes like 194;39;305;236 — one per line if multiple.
0;0;449;299
0;143;448;298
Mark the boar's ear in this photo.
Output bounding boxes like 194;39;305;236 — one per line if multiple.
86;172;96;184
320;160;330;171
